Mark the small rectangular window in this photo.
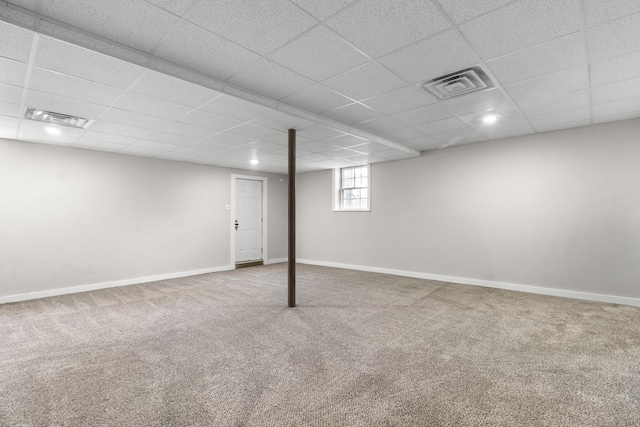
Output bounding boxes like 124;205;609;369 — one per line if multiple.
333;165;371;211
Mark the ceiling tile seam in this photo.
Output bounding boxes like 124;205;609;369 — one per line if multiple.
142;0;201;19
577;0;593;126
70;69;151;147
483;30;584;64
15;32;39;140
433;0;522;27
0;3;419;157
429;0;536;134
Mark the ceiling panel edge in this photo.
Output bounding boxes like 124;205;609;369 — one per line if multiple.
0;2;419;158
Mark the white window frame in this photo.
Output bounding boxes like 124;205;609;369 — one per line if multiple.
332;164;371;212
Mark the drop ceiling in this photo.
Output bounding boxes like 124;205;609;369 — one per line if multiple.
1;0;639;174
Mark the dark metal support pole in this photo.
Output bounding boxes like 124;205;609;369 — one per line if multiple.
288;129;296;307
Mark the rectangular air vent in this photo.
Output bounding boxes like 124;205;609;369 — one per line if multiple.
422;66;495;100
25;108;92;129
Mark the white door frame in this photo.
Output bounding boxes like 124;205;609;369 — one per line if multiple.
230;174;268;266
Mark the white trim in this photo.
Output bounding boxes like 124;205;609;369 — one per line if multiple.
264;257;287;265
0;265;233;305
230;174;268;266
298;259;640;307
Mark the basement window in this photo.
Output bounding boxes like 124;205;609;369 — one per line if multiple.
333;164;371;212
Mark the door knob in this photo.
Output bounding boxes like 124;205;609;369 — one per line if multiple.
235;220;238;230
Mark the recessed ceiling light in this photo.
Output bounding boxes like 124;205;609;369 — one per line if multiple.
45;126;61;135
250;159;259;165
482;114;499;124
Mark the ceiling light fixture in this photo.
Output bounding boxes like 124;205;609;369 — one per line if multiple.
45;126;61;135
250;159;259;165
25;108;92;129
482;114;500;124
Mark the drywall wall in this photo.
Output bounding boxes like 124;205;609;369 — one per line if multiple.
0;138;287;299
298;118;640;301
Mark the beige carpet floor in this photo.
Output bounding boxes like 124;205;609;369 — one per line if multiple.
1;263;639;426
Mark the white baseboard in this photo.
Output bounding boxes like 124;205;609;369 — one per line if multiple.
298;259;640;307
264;258;287;265
0;265;234;305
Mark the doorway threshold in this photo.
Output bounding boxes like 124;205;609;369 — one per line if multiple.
235;260;264;269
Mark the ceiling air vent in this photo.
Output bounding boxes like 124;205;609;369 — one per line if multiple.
25;108;92;129
422;66;495;100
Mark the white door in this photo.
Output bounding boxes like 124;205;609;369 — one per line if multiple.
235;179;263;263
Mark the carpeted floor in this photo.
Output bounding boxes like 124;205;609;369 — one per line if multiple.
1;263;639;426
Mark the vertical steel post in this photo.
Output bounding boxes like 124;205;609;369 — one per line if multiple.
288;129;296;307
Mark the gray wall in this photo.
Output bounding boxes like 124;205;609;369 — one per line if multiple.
298;119;640;299
0;138;287;298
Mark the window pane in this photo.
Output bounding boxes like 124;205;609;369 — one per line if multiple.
355;168;361;178
361;189;368;198
362;167;368;177
355;177;362;187
362;177;368;187
343;168;354;179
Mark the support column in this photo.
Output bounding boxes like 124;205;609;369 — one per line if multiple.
288;128;296;308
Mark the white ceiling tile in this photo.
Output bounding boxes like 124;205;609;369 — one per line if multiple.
586;12;640;62
131;140;181;152
590;51;640;87
281;84;353;114
297;141;334;153
144;0;198;16
200;94;273;121
130;70;222;107
34;36;145;88
118;145;164;157
0;82;24;104
322;102;383;125
0;20;33;63
263;132;312;146
156;151;199;161
583;0;640;28
324;134;369;148
322;61;406;101
157;121;215;139
0;101;21;118
378;29;480;84
591;77;640;105
17;129;76;146
83;131;138;145
154;22;260;80
297;125;345;141
477;125;534;141
326;0;449;58
439;88;512;116
486;32;586;86
434;129;487;147
177;110;242;132
99;108;172;131
113;92;191;120
460;0;581;60
535;119;591;133
0;58;27;87
73;139;127;152
29;68;124;106
415;117;469;135
458;104;529;129
89;121;152;139
517;89;589;117
345;142;389;153
135;130;197;145
250;111;314;132
25;91;108;120
242;140;284;152
184;0;318;55
375;148;414;160
377;127;426;142
504;67;588;103
289;0;357;21
38;0;181;52
187;139;232;151
225;123;283;140
392;104;453;126
362;85;436;115
528;106;591;130
591;96;640;119
270;26;370;81
0;116;18;128
355;116;405;134
169;146;213;156
438;0;514;24
200;132;256;147
227;58;315;100
325;147;362;159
